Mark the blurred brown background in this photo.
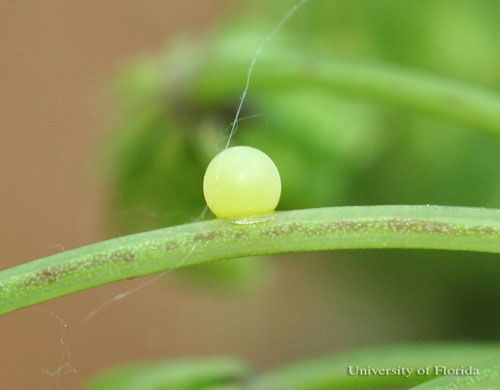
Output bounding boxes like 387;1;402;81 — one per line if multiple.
0;2;233;388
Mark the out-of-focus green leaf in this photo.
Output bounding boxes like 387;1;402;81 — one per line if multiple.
237;89;382;209
86;358;250;390
177;256;273;293
104;0;500;334
250;343;500;390
412;356;500;389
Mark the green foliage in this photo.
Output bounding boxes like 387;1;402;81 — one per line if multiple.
86;359;249;390
86;344;500;389
252;343;500;389
412;357;500;389
106;15;500;294
106;0;500;233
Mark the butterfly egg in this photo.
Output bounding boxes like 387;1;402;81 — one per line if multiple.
203;146;281;219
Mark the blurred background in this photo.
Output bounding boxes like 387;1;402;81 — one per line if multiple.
1;1;499;388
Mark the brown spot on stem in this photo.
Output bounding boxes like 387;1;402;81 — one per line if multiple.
333;221;365;232
94;249;135;264
114;250;135;262
23;262;82;288
193;230;221;242
165;240;180;251
305;219;498;238
233;230;248;239
466;224;498;236
267;223;302;237
40;269;58;283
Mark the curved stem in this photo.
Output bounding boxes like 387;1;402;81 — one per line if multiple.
1;205;499;315
190;44;500;135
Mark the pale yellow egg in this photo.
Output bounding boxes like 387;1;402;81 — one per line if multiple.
203;146;281;219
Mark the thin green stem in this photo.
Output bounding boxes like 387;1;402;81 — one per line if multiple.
1;206;499;316
188;43;500;135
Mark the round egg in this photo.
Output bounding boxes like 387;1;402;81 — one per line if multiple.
203;146;281;219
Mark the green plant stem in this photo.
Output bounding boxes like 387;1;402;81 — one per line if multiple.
1;205;499;316
189;44;500;135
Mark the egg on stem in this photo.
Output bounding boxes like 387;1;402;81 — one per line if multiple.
203;146;281;219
